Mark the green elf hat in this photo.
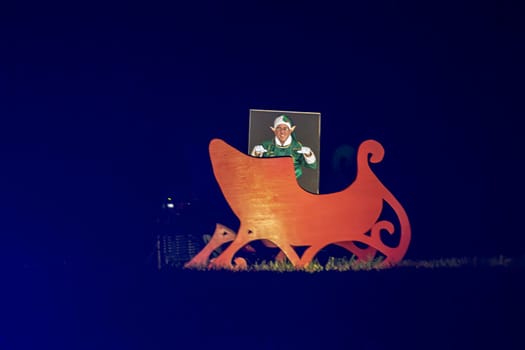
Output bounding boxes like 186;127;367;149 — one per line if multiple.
273;114;294;129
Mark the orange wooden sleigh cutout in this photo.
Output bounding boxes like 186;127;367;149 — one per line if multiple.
185;138;411;270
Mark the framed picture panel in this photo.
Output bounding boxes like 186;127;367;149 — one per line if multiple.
248;109;321;194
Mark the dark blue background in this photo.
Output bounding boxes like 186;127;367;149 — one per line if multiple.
1;0;524;270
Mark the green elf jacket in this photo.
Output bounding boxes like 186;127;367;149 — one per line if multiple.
259;138;317;178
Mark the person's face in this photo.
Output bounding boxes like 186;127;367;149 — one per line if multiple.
273;123;292;144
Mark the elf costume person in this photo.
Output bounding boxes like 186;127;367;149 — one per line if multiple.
251;114;317;178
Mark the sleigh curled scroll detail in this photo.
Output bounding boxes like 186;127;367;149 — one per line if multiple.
185;138;411;270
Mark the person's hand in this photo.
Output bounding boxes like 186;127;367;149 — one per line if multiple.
296;146;312;156
253;145;267;157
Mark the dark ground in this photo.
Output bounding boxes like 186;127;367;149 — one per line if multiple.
2;262;524;350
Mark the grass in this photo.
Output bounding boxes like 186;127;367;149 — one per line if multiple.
181;254;520;272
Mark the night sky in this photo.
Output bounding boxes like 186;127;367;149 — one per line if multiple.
1;0;524;271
